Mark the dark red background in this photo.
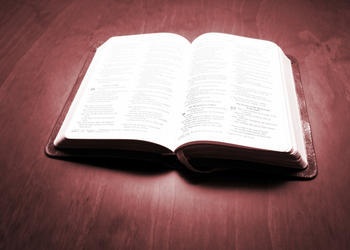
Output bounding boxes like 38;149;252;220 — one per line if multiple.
1;0;349;249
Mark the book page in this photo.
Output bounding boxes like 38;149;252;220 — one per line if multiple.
279;52;308;165
178;33;292;152
54;33;190;151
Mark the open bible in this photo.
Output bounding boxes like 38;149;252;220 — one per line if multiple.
45;33;317;179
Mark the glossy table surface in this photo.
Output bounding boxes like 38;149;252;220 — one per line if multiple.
1;0;349;249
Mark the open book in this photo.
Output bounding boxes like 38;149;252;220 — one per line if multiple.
46;32;317;179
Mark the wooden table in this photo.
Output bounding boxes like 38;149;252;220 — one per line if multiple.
1;0;349;249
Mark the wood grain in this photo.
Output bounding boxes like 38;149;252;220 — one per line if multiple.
1;0;349;249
